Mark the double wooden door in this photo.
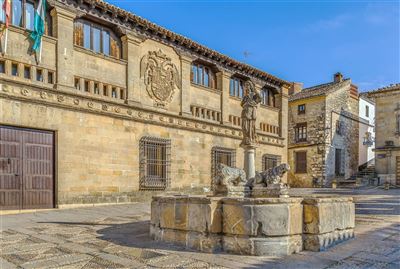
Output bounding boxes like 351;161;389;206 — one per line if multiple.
0;126;54;210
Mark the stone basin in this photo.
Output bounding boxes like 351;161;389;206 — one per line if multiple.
150;194;355;256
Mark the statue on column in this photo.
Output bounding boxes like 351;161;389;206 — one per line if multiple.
241;81;261;146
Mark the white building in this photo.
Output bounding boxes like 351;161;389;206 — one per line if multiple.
359;94;375;166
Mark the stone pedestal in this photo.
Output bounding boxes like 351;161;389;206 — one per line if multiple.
251;183;289;198
242;145;256;180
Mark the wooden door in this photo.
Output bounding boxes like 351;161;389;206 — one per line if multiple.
396;156;400;185
0;126;54;210
22;130;54;209
0;127;23;210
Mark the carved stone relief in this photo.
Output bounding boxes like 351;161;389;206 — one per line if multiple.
140;49;181;107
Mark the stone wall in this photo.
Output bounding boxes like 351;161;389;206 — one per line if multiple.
288;80;360;187
369;88;400;184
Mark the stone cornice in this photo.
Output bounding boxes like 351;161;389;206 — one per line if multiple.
54;0;289;88
0;81;286;148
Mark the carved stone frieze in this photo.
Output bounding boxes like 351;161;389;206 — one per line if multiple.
0;85;285;147
140;50;181;107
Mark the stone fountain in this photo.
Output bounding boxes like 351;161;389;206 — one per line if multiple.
150;81;355;256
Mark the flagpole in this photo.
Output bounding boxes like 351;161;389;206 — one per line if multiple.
3;28;7;54
38;38;43;64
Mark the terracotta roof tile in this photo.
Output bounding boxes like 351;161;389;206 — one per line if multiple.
289;79;351;102
367;83;400;95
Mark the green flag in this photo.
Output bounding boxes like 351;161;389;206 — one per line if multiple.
30;0;46;61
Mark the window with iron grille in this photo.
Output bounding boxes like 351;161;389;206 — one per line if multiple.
139;137;171;190
262;154;281;171
211;147;236;188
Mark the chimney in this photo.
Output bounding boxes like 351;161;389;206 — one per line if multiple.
334;72;343;83
289;82;303;95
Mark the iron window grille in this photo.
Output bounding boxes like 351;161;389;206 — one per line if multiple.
139;136;171;191
262;154;281;171
211;147;236;189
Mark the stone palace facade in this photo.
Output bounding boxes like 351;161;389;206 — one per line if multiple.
0;0;290;209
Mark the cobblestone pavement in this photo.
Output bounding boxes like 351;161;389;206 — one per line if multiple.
0;187;399;269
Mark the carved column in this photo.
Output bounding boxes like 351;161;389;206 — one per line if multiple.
50;7;76;90
280;84;290;183
220;70;232;124
179;53;193;116
122;33;144;105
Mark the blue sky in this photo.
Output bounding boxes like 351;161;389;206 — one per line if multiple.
108;0;399;91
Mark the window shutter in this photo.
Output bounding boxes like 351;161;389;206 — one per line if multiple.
74;22;83;46
110;37;120;59
295;152;307;173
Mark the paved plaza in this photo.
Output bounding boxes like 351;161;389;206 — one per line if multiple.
0;188;399;269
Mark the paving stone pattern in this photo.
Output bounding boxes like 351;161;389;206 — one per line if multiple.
0;188;399;268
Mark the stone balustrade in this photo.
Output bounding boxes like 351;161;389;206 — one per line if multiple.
229;115;241;127
74;76;126;100
191;105;221;122
0;59;55;85
260;122;280;135
150;195;355;256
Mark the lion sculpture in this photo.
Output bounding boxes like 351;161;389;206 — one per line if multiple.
249;163;290;187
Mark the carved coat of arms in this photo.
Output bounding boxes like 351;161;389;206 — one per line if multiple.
140;50;181;107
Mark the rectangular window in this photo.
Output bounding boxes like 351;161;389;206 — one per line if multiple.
12;0;23;27
204;67;209;87
230;78;244;98
211;147;236;188
295;151;307;173
262;154;281;171
24;66;30;79
191;65;198;84
103;85;107;96
84;80;89;92
102;30;110;55
298;104;306;114
0;60;5;73
238;80;244;98
48;71;54;84
111;87;117;98
83;23;91;49
11;63;18;76
229;78;235;96
25;1;35;31
139;137;171;190
92;27;101;53
74;77;80;90
36;69;43;82
198;66;203;86
295;123;307;142
120;89;124;99
397;114;400;133
94;82;99;94
365;105;369;117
